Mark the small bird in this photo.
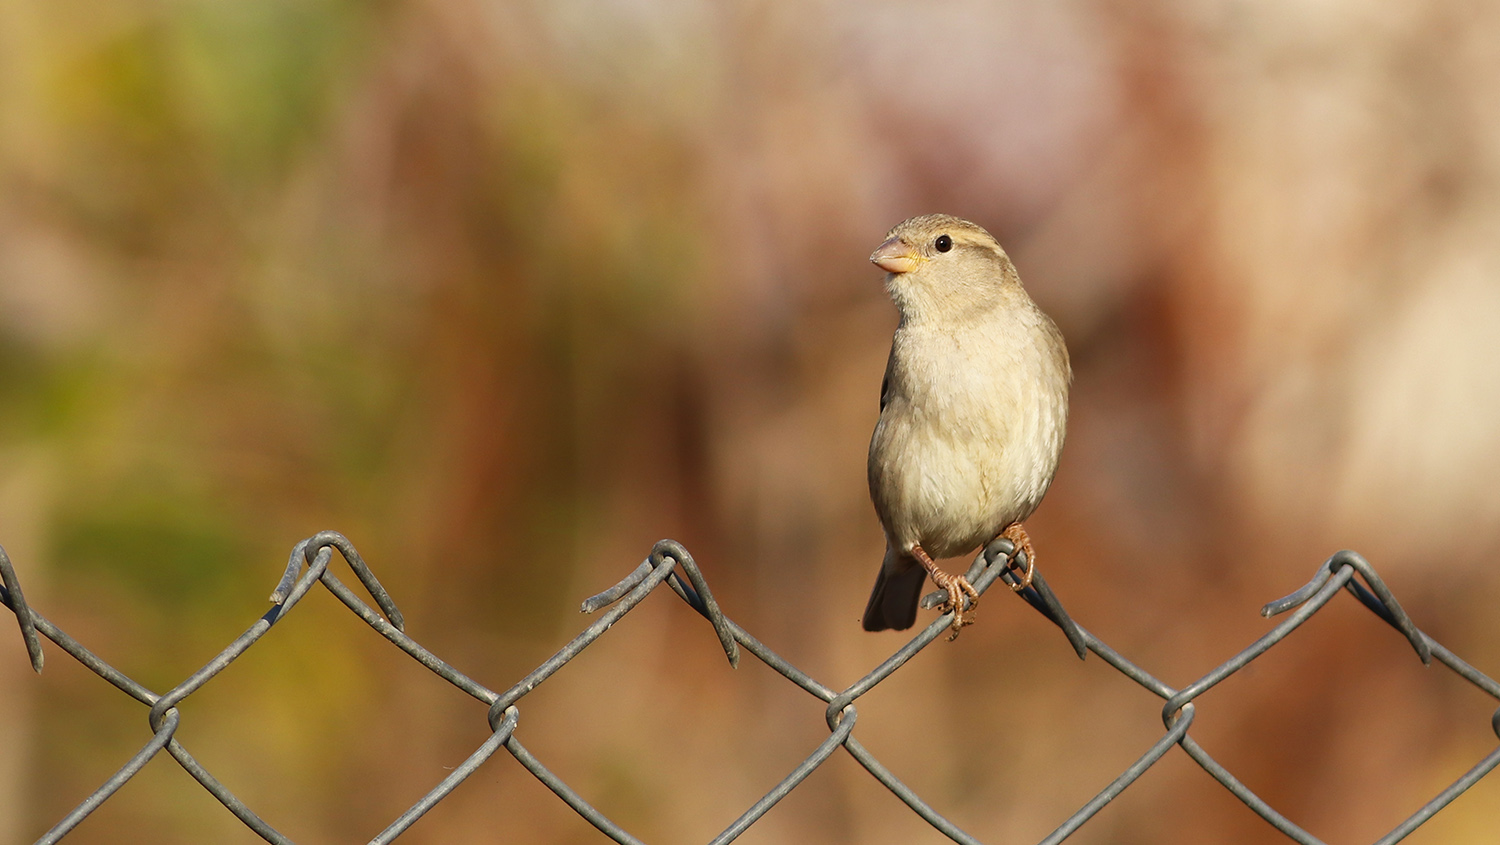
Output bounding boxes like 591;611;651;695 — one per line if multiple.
862;214;1071;633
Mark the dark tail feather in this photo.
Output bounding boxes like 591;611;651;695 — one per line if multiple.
861;550;926;631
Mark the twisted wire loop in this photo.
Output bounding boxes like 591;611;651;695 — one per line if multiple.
0;544;43;672
1;535;1497;844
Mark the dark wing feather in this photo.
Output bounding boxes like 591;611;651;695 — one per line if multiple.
878;344;896;412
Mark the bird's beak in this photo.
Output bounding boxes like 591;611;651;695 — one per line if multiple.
870;237;920;274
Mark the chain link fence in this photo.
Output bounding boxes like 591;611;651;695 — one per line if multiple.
2;531;1498;844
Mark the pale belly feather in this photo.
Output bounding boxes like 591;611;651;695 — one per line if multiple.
869;317;1067;559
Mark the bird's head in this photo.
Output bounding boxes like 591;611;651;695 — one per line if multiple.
870;214;1022;321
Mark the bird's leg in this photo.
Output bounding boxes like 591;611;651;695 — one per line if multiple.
1001;523;1035;592
911;544;978;633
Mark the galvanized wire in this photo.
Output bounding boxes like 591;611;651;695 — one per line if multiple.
1;531;1497;844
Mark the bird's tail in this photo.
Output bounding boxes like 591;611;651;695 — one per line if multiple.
861;547;926;631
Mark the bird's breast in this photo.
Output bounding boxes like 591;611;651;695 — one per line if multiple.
868;318;1068;557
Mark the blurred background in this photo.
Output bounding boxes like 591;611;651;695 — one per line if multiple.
2;0;1499;842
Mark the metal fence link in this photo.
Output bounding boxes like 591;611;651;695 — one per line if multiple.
2;533;1497;844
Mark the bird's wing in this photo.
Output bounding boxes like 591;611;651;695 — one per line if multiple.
879;345;896;413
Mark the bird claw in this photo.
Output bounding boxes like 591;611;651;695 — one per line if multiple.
1005;553;1034;592
935;573;979;639
1001;523;1036;592
910;544;981;639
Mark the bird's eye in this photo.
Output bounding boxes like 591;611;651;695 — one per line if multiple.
934;235;952;253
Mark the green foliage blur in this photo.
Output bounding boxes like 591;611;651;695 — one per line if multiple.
2;2;720;840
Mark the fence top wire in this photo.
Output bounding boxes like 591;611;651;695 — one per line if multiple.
2;531;1498;845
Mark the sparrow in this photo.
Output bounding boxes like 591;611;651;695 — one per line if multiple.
862;214;1071;634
